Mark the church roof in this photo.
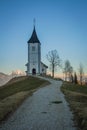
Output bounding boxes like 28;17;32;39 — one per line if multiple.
27;26;40;43
41;62;48;68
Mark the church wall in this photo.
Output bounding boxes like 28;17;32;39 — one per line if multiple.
28;43;41;74
40;63;47;75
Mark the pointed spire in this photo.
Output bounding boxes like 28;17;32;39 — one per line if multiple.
27;20;40;43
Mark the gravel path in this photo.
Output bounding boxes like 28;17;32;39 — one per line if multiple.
0;77;77;130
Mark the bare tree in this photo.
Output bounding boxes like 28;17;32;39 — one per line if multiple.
46;50;61;78
69;66;73;82
63;60;73;81
79;63;84;85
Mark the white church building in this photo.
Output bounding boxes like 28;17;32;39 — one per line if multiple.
26;25;48;75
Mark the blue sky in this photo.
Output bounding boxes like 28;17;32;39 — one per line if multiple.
0;0;87;75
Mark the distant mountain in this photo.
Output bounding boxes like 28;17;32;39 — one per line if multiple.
0;72;9;79
0;72;12;87
0;70;26;87
11;70;26;77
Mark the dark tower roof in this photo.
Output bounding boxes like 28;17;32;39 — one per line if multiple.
27;26;40;43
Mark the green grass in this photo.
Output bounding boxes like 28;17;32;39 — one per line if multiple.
62;82;87;94
0;76;49;121
61;82;87;130
0;76;48;100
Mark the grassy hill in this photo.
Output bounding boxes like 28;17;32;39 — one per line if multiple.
0;76;49;122
61;82;87;130
0;72;11;86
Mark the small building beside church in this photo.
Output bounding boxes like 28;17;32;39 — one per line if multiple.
26;25;48;75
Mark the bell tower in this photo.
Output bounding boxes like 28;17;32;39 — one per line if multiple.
26;22;41;75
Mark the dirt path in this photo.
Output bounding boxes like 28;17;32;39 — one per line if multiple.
0;77;77;130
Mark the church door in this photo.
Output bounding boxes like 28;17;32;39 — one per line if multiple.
32;68;36;75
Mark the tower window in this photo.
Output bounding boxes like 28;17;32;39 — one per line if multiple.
32;46;35;51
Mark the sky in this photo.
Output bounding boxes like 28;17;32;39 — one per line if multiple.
0;0;87;75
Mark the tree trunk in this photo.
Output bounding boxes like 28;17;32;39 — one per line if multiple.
80;75;82;85
52;64;54;78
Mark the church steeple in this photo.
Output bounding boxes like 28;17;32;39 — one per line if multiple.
26;21;48;75
27;21;40;43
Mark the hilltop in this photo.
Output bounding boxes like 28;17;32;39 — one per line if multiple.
0;72;11;87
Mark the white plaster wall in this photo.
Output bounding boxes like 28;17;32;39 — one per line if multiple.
40;63;47;74
28;43;41;74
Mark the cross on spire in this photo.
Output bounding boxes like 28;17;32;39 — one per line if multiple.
27;19;40;43
33;18;36;27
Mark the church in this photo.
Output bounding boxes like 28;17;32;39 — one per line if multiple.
26;24;48;75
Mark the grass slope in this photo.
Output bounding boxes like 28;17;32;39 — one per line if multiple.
61;82;87;130
0;76;49;121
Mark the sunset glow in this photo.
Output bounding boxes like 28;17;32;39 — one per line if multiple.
0;0;87;75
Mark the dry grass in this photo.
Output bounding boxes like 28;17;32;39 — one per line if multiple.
0;76;49;122
0;91;30;121
61;82;87;130
0;76;48;100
